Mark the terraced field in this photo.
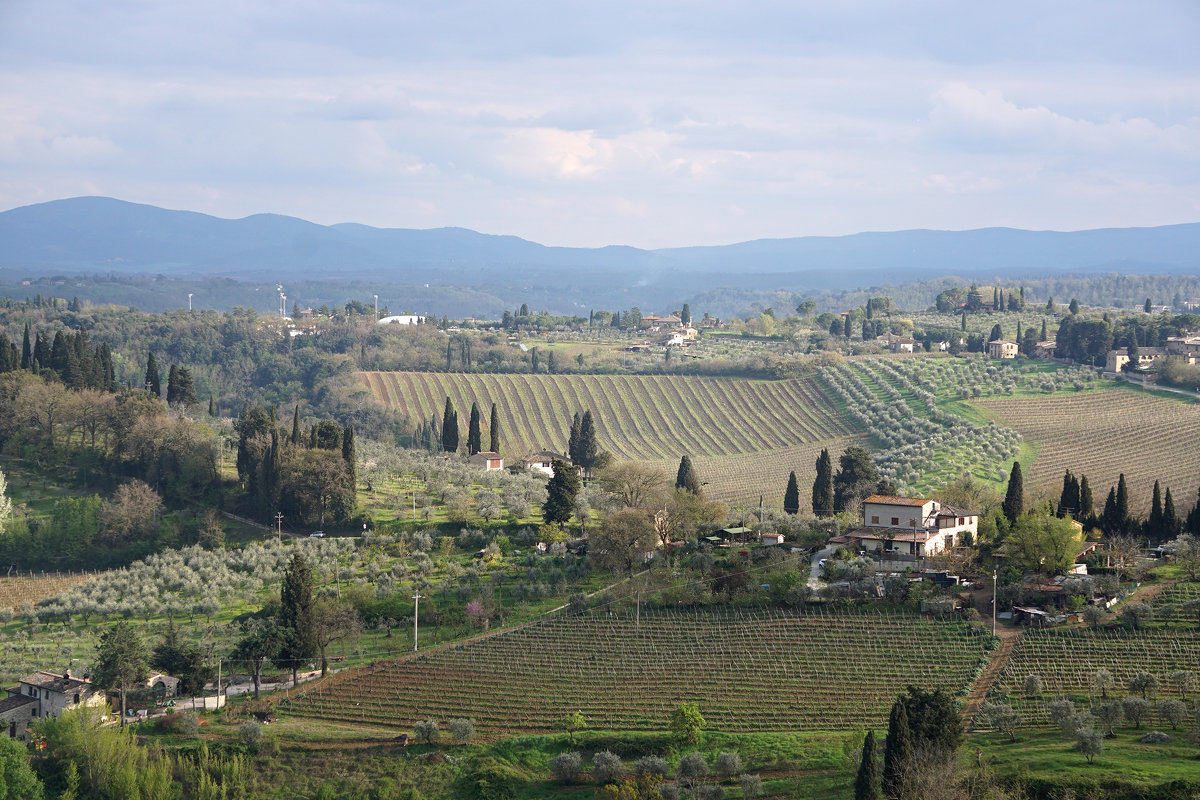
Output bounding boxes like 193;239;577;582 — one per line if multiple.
362;371;863;505
285;607;990;735
976;389;1200;514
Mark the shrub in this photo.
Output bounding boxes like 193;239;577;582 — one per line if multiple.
413;719;441;745
633;755;669;778
549;751;582;783
740;774;764;800
714;751;742;778
239;721;263;752
1139;731;1172;743
592;750;622;783
449;718;475;743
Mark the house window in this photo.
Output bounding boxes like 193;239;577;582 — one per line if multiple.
8;721;13;738
891;517;899;525
870;516;879;524
31;708;38;718
958;517;964;525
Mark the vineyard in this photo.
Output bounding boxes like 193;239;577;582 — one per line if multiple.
0;572;95;612
285;607;991;734
361;371;861;505
991;627;1200;725
976;389;1200;514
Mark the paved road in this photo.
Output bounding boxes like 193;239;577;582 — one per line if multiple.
808;544;836;588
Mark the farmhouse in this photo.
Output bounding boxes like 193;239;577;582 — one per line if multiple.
520;450;568;477
1104;346;1165;373
1;670;106;740
833;495;978;558
987;339;1019;359
468;451;504;471
1033;340;1058;359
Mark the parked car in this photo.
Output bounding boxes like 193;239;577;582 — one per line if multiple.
310;531;325;538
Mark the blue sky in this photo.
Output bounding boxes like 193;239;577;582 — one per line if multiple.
1;1;1197;247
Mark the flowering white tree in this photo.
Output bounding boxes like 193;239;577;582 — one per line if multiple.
0;469;11;535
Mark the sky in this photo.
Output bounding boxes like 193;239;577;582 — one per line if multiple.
0;1;1198;248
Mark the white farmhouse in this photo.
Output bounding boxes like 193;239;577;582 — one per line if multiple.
833;495;978;558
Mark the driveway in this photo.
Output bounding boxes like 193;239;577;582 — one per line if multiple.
808;544;836;588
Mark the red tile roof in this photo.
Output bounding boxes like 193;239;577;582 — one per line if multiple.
863;495;930;507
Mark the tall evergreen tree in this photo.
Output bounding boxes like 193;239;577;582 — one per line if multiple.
1148;480;1164;538
1058;470;1080;518
577;410;599;471
882;698;911;800
1079;475;1094;521
1163;487;1179;538
145;351;162;396
960;312;967;331
1002;462;1024;523
489;403;501;453
989;323;1003;342
543;460;580;526
1115;473;1130;529
1102;487;1119;533
342;424;357;494
675;455;701;495
680;303;691;325
854;730;880;800
209;396;216;417
783;471;800;515
1186;487;1200;536
813;448;834;516
291;405;301;444
166;364;180;404
833;446;880;513
441;397;459;453
467;402;483;455
20;322;31;369
278;552;316;686
567;412;582;463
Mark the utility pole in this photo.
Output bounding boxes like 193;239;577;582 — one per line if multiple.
187;293;193;311
275;512;284;542
412;592;424;651
374;294;379;321
992;568;998;637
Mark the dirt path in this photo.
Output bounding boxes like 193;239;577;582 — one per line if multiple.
963;624;1023;722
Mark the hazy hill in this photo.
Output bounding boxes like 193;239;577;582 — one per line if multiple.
2;197;1199;314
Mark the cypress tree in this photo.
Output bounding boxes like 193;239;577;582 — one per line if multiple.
166;364;180;404
784;471;800;515
278;552;316;686
291;405;300;444
20;322;31;369
855;730;881;800
342;424;356;493
577;410;599;471
844;314;852;338
467;402;482;455
960;312;966;331
209;396;216;417
681;303;691;325
145;351;161;396
1002;462;1024;523
567;412;582;463
1078;475;1094;520
1148;480;1164;538
1040;319;1048;342
675;455;701;495
1186;487;1200;536
489;403;500;454
989;323;1003;342
441;397;459;453
1102;488;1118;533
812;448;834;516
1164;488;1179;538
1058;470;1079;518
998;292;1006;312
543;460;580;526
882;699;911;800
1115;473;1130;529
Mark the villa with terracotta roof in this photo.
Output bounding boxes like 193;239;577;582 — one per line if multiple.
831;495;978;558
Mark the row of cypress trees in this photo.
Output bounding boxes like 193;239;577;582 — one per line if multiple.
0;322;117;391
438;397;502;455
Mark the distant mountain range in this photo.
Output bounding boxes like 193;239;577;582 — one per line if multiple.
1;196;1198;314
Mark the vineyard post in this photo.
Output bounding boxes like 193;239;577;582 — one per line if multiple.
413;592;424;651
992;569;998;637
